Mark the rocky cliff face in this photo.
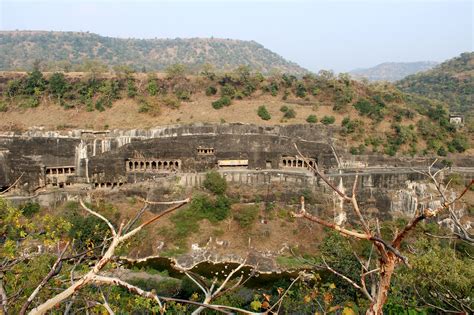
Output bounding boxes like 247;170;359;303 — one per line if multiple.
1;124;472;228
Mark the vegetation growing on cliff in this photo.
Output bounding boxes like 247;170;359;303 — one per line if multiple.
0;58;471;157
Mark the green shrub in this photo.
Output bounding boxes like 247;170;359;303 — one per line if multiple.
67;214;110;250
233;205;259;229
7;79;22;97
306;115;317;123
173;87;191;101
203;171;227;195
187;194;231;222
234;91;245;100
283;108;296;119
212;195;231;221
127;79;137;98
341;117;363;134
49;72;68;98
147;78;159;96
448;135;469;153
205;86;217;96
257;105;271;121
161;96;181;109
280;105;289;113
354;98;385;121
0;101;7;112
21;202;40;217
24;69;46;95
20;97;40;108
94;97;106;112
264;82;279;96
169;210;200;239
212;96;232;109
295;82;307;98
354;98;372;115
220;84;236;98
437;146;447;156
320;115;335;125
384;145;398;156
349;144;366;155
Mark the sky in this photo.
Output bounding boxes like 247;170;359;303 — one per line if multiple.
0;0;472;72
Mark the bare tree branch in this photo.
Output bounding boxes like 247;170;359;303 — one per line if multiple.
292;147;473;314
19;242;70;315
28;198;190;315
184;259;247;315
79;199;117;236
322;257;374;302
0;172;24;195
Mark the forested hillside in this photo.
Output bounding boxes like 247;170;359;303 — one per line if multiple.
397;52;473;115
350;61;439;82
0;31;308;74
0;65;471;158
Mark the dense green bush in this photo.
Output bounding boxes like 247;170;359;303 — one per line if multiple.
448;135;469;153
233;205;259;228
341;117;363;135
353;98;372;115
283;107;296;119
49;72;68;98
203;171;227;195
173;87;191;101
354;98;385;121
67;213;110;249
147;78;159;96
280;105;289;113
127;78;137;98
295;82;307;98
212;96;232;109
257;105;271;120
349;144;366;155
21;202;40;217
189;194;231;222
320;115;335;125
306;114;317;123
24;69;46;95
205;86;217;96
437;146;447;156
220;84;236;98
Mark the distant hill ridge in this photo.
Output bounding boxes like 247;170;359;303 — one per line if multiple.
396;52;473;115
350;61;439;82
0;30;308;74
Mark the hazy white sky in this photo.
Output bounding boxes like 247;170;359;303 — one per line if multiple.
1;0;472;72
